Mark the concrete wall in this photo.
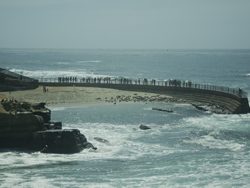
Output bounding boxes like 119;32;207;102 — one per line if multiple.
0;68;39;91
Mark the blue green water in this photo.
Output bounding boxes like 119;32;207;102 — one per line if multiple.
0;49;250;187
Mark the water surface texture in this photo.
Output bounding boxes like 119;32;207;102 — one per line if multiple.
0;49;250;187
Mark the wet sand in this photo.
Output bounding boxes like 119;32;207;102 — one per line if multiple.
0;86;179;107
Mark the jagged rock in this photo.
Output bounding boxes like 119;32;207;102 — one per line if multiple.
191;104;209;112
152;107;173;113
0;100;48;148
139;124;151;130
32;129;96;154
1;100;49;132
0;99;95;154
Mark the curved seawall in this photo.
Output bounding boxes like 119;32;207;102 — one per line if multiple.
40;80;250;114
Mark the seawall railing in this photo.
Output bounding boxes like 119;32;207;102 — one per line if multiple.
38;77;248;99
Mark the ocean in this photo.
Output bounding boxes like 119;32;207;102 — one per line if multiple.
0;49;250;187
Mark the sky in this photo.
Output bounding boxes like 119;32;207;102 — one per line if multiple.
0;0;250;49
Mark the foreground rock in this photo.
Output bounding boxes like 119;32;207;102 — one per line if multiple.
139;124;151;130
33;129;96;154
0;99;95;154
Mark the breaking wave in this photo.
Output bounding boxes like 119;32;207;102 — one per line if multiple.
65;122;174;160
182;114;250;152
76;60;101;63
9;68;111;79
184;133;245;151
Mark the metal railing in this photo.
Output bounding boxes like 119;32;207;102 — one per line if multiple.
38;77;248;99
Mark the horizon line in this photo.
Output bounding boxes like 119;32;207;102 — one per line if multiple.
0;47;250;51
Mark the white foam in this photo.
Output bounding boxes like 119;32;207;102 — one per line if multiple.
0;173;57;188
9;68;110;79
55;61;69;65
64;122;173;160
183;113;250;130
76;60;101;63
184;134;244;151
1;119;249;187
49;106;67;111
182;114;250;151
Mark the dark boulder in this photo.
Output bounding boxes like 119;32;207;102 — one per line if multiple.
152;107;173;113
0;99;49;148
0;113;46;148
191;104;209;112
0;99;96;154
139;124;151;130
32;129;96;154
44;122;62;130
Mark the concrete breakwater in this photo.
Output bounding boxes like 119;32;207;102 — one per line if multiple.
0;68;39;91
39;77;249;114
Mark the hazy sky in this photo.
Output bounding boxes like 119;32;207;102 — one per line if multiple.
0;0;250;49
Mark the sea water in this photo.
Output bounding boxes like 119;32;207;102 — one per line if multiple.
0;49;250;187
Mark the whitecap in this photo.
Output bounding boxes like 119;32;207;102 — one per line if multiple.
76;60;101;63
55;61;69;65
62;122;174;160
0;173;57;188
183;113;250;131
49;106;67;111
182;113;249;151
183;133;245;151
9;68;111;79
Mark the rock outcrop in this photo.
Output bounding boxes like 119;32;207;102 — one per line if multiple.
139;124;151;130
0;68;38;91
0;99;95;153
152;107;173;113
32;129;96;154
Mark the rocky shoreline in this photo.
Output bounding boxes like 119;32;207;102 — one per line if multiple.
0;99;96;154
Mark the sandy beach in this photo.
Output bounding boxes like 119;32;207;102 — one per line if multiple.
0;86;178;107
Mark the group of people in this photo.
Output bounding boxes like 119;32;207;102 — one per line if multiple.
49;76;245;98
55;76;194;88
58;77;78;83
